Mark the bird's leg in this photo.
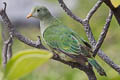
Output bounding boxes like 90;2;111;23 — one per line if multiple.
52;51;60;59
37;36;41;44
53;49;71;61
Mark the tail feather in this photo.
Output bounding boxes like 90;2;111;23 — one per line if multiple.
88;58;107;76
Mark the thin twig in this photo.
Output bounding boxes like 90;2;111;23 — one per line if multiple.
58;0;120;73
58;0;83;24
2;42;8;68
98;50;120;72
3;2;7;11
2;36;12;67
7;39;13;60
93;10;113;57
85;0;103;21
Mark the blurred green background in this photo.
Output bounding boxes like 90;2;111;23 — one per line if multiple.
0;0;120;80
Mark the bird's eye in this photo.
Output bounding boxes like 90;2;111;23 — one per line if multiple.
37;9;40;12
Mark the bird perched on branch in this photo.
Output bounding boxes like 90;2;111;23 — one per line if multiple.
104;0;120;24
27;6;106;76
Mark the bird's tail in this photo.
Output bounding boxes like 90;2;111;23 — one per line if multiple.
88;58;107;76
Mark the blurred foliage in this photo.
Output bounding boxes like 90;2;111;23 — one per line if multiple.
0;0;120;80
4;49;52;80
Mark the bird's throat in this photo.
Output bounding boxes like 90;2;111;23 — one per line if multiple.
40;16;55;35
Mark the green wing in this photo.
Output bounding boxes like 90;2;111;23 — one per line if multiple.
43;25;90;56
58;31;81;54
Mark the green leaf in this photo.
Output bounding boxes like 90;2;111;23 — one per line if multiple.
4;49;53;80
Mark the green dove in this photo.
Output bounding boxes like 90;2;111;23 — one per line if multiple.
27;6;106;76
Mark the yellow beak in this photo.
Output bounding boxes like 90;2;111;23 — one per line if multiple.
26;13;32;19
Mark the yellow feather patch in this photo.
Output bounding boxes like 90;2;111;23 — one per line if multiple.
111;0;120;8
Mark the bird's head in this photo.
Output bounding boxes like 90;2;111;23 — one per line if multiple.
26;6;52;20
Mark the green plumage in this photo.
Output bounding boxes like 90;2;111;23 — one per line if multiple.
44;24;81;54
27;6;106;76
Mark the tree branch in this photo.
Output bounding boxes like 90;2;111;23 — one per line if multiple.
58;0;83;24
0;3;13;67
85;0;103;21
58;0;120;74
93;10;113;57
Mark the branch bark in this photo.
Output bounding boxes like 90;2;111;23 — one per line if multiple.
85;0;103;21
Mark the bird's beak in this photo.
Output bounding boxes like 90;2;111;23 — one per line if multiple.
26;13;33;19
